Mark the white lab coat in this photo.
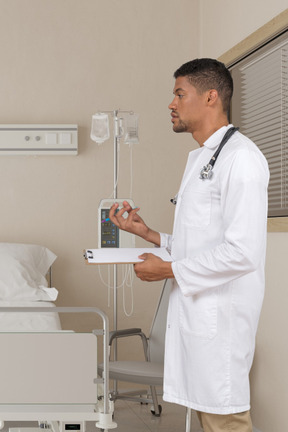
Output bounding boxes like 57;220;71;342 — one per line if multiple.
161;125;269;414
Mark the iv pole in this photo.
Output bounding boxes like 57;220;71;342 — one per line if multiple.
113;109;119;364
111;109;133;394
92;109;134;396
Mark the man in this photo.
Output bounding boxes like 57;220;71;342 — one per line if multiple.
109;59;269;432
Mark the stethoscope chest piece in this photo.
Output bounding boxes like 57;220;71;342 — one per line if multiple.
200;163;213;180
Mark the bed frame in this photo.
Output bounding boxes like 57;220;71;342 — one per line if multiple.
0;307;116;432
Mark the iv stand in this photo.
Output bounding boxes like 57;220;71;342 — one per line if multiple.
98;109;132;342
113;110;119;365
105;109;133;395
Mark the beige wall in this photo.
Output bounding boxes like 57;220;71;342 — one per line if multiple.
251;234;288;432
0;0;198;342
199;0;288;58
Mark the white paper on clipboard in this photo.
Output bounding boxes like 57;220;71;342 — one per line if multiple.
84;247;172;264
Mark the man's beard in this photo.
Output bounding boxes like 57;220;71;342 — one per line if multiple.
173;119;188;133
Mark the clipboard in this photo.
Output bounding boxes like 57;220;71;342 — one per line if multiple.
84;247;172;264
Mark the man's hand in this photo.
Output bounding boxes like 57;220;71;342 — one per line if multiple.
109;201;160;246
134;253;174;281
109;201;146;235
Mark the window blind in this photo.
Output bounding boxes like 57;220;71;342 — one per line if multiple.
230;33;288;217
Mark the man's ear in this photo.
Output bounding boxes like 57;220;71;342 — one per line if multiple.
207;89;218;104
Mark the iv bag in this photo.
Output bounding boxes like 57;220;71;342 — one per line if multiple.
124;113;139;145
90;113;110;144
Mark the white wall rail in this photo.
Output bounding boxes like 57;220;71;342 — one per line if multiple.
0;125;78;155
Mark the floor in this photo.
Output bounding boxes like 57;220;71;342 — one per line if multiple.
2;398;202;432
105;398;203;432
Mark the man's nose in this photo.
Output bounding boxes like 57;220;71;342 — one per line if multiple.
168;96;177;110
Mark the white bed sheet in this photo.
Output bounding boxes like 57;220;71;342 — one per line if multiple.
0;301;62;331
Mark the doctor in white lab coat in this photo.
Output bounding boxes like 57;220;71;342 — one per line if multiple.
109;59;269;432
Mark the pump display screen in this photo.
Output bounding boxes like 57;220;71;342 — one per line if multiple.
100;208;119;248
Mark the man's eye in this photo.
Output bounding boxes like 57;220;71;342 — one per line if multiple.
178;94;184;99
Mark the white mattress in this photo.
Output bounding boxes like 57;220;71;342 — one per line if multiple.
0;301;62;331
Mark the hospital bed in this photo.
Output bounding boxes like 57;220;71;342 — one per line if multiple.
0;243;116;432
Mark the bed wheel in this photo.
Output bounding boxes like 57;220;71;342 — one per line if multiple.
151;404;162;416
0;421;4;430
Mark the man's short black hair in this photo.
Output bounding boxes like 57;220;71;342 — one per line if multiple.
174;58;233;114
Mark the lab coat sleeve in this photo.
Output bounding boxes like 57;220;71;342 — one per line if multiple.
172;148;269;296
160;232;173;253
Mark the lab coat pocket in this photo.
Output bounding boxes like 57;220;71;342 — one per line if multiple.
179;289;218;339
180;189;211;228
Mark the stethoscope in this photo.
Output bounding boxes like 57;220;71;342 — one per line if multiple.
199;126;239;180
171;126;239;204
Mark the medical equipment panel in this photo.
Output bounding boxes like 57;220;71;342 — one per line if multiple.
98;199;135;249
0;125;78;155
100;208;119;248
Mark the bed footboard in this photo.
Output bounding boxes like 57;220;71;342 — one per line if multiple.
0;307;116;432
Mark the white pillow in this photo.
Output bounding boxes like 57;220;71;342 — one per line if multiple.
0;243;58;301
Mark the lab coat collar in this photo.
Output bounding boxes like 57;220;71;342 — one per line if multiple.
203;124;233;149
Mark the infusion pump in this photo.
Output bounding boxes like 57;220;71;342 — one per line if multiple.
98;199;135;249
